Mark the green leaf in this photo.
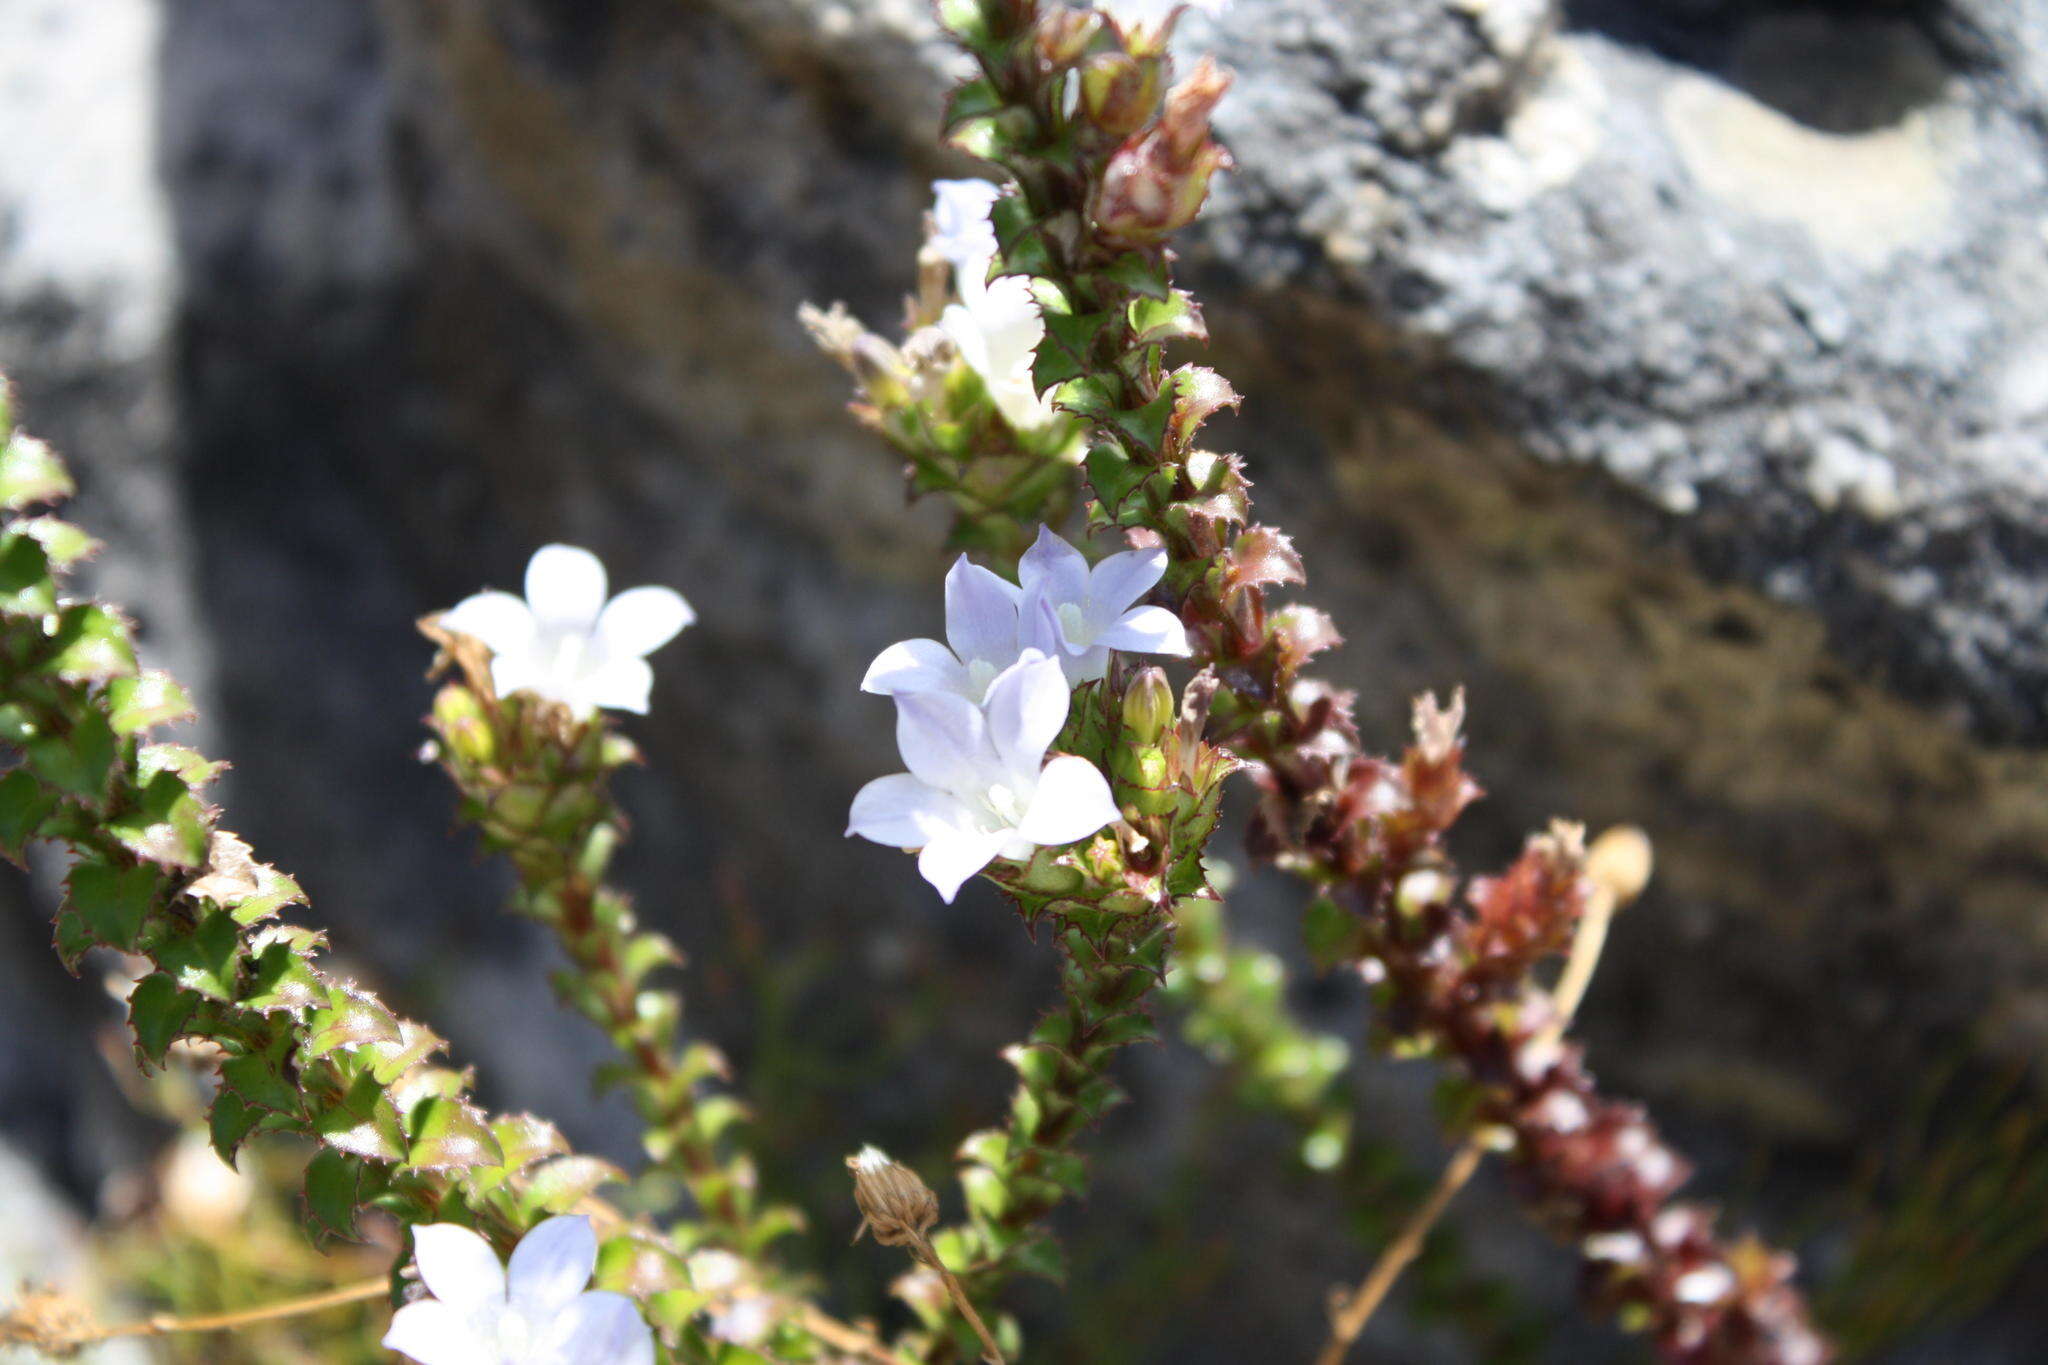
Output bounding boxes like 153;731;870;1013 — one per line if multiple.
0;432;72;511
314;1071;407;1163
107;672;194;735
491;1114;569;1174
51;908;93;971
242;940;324;1012
1102;251;1173;301
943;77;1005;134
67;859;160;950
518;1155;624;1219
128;971;198;1065
17;516;100;569
209;1088;264;1163
220;1042;305;1117
0;767;56;861
108;769;209;869
156;909;244;1000
0;533;54;616
303;1148;369;1244
367;1020;444;1086
26;707;116;798
1129;290;1207;346
1085;444;1148;515
44;603;136;684
139;742;226;789
934;0;991;46
304;986;402;1059
406;1095;503;1172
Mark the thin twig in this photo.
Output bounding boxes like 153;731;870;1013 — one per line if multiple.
916;1237;1007;1365
62;1277;386;1345
798;1304;920;1364
1314;827;1651;1364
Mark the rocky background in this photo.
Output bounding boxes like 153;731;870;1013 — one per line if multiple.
3;0;2046;1360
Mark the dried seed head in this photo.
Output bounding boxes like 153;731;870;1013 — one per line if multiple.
846;1145;939;1249
1585;825;1653;909
0;1285;91;1356
1412;687;1467;765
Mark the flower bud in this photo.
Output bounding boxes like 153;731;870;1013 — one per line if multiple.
1081;53;1159;138
1121;667;1175;744
1036;8;1102;67
847;1145;939;1249
433;684;496;765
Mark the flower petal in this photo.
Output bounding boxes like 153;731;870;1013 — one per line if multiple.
917;827;1012;903
1093;605;1191;657
381;1300;487;1365
943;556;1022;669
847;774;978;848
983;652;1071;781
506;1216;597;1321
596;586;695;659
524;544;609;632
1018;525;1089;606
895;691;992;794
1017;755;1121;848
1060;644;1113;687
930;178;1003;271
862;638;972;698
410;1224;506;1313
1086;547;1168;620
575;658;655;715
440;591;538;658
539;1290;656;1365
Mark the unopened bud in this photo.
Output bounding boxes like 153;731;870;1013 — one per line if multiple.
1585;826;1653;908
1122;667;1175;744
1082;53;1159;138
1036;8;1103;67
847;1145;939;1249
1160;57;1231;162
432;683;496;765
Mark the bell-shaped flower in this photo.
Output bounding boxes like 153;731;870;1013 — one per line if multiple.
928;178;1003;275
862;555;1025;703
847;651;1120;902
440;544;694;716
382;1216;655;1365
943;273;1056;432
1018;525;1191;685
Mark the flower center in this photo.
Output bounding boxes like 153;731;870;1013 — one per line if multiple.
964;657;999;700
1055;601;1091;646
983;782;1029;827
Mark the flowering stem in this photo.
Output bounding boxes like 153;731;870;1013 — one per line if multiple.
1316;835;1643;1362
422;669;791;1255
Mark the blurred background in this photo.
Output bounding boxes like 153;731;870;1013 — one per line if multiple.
3;0;2047;1360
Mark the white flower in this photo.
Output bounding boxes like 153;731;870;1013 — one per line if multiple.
928;178;1003;273
847;651;1120;902
943;273;1056;432
1018;525;1190;685
861;554;1024;703
708;1294;776;1346
382;1216;654;1365
440;544;694;716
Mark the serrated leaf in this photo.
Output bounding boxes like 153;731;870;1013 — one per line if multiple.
209;1088;264;1163
156;909;243;1000
186;831;305;923
0;533;54;615
108;769;209;869
17;516;99;568
139;742;226;789
304;986;402;1059
128;971;198;1064
242;941;323;1012
107;672;194;735
44;603;136;683
368;1019;445;1087
492;1114;569;1174
26;707;116;798
1085;443;1148;515
1102;252;1173;301
1129;290;1207;346
406;1095;503;1172
518;1155;624;1218
303;1148;369;1244
0;432;72;511
314;1072;407;1163
51;908;93;971
67;859;160;950
224;1047;307;1121
0;767;56;862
